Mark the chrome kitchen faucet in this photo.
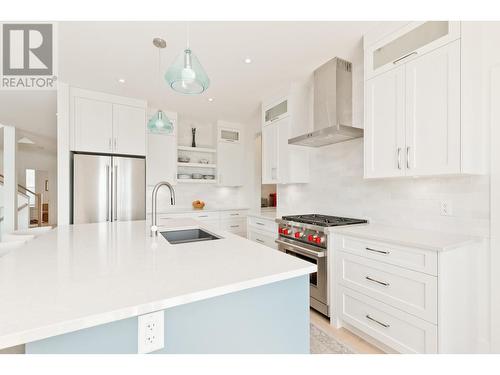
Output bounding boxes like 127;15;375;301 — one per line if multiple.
151;181;176;236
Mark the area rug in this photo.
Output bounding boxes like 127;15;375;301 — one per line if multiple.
310;322;356;354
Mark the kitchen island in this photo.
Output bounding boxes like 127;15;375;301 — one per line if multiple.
0;219;315;354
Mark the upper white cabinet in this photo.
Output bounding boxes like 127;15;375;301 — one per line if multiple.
71;88;147;156
364;22;485;178
113;104;147;156
365;66;405;178
261;81;311;184
405;41;460;176
365;21;460;80
217;122;244;187
74;97;113;154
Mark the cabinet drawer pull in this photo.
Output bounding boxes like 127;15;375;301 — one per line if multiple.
397;147;402;170
365;276;390;287
256;222;265;226
198;215;209;218
255;238;265;244
230;225;240;228
230;213;239;216
365;247;390;255
393;51;417;65
366;314;390;328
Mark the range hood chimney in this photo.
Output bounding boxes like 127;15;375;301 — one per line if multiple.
288;57;363;147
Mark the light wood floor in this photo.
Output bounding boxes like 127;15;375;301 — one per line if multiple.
310;309;385;354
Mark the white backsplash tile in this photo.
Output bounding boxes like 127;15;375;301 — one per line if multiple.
278;138;490;237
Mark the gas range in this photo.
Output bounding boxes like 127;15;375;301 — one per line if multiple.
276;214;367;249
275;214;367;317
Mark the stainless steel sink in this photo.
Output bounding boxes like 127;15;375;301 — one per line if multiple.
160;228;221;245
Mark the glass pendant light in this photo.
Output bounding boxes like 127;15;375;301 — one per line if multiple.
147;109;174;134
165;24;210;94
148;38;175;134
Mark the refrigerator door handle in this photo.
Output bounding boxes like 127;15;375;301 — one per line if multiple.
106;165;110;221
114;165;118;221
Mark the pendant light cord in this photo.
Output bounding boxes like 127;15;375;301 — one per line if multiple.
186;22;190;49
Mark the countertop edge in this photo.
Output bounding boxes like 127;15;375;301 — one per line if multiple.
0;265;315;350
327;224;480;252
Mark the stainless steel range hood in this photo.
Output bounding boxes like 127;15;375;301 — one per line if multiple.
288;57;363;147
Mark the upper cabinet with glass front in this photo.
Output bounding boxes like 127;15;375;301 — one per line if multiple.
364;21;461;79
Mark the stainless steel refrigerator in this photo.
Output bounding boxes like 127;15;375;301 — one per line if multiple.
72;153;145;224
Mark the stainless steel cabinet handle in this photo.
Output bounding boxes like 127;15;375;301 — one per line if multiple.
365;247;390;255
114;138;117;151
366;276;390;287
406;146;411;169
230;225;240;228
255;238;265;244
230;213;239;216
393;51;417;65
397;147;402;170
198;215;209;218
256;222;265;226
366;314;390;328
108;138;112;150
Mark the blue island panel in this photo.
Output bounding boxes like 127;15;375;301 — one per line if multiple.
26;275;309;354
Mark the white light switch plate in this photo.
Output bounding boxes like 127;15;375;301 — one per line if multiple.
138;310;164;354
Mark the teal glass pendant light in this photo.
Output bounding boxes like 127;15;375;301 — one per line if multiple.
165;25;210;94
147;110;174;134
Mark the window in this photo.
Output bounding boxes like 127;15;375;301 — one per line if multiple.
25;169;36;207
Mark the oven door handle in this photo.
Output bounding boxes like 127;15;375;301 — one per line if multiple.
275;239;327;258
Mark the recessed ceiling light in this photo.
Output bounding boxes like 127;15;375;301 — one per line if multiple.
118;78;126;83
208;98;214;102
244;58;252;64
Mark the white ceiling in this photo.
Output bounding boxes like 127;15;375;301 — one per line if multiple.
58;21;377;123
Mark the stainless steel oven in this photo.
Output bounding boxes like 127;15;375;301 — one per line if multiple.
276;214;367;317
276;238;328;316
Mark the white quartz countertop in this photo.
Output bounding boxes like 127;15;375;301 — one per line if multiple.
327;223;478;252
247;208;279;221
0;219;315;350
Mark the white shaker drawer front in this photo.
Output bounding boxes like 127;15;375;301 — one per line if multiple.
336;236;437;276
159;211;221;221
247;216;278;233
248;229;278;250
338;287;437;354
220;210;247;219
220;218;247;233
336;252;437;323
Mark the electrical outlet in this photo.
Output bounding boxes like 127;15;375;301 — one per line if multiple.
138;310;164;354
440;200;453;216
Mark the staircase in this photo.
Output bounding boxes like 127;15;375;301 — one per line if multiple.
0;174;42;232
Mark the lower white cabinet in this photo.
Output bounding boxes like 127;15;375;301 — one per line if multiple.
333;231;478;353
247;215;278;250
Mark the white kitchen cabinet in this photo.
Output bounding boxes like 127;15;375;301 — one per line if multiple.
71;88;147;156
113;104;146;156
364;21;460;80
217;124;244;187
262;117;309;184
247;214;278;249
332;227;479;353
74;97;114;153
405;41;460;176
262;121;279;184
364;66;405;178
364;31;485;178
